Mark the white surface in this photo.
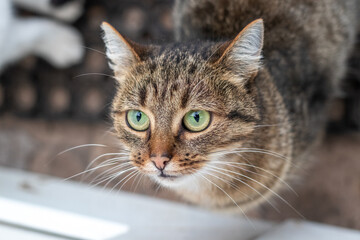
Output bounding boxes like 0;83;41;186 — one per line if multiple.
0;225;66;240
0;167;359;239
0;197;128;240
256;220;360;240
0;167;273;240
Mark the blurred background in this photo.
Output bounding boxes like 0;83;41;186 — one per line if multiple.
0;0;359;231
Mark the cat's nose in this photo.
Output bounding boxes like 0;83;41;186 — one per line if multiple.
150;154;171;170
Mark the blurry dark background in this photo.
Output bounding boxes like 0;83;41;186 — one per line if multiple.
0;0;174;120
0;0;359;230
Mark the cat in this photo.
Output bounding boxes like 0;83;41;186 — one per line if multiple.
100;0;359;211
0;0;84;72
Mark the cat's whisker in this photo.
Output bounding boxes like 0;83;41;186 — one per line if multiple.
85;152;129;171
154;181;162;194
236;148;288;159
205;166;280;213
195;171;255;229
73;73;116;79
82;46;106;55
131;171;145;193
117;170;141;193
82;157;130;182
62;160;121;182
57;144;108;156
207;165;304;218
89;162;132;185
234;151;299;169
84;156;129;174
212;161;298;196
83;160;131;184
210;147;287;159
110;169;138;193
210;148;300;169
89;163;132;185
90;166;136;189
197;168;253;200
211;161;274;180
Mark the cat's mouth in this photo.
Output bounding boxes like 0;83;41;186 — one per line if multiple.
153;170;188;186
158;172;179;179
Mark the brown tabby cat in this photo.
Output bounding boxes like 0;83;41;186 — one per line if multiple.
101;0;359;211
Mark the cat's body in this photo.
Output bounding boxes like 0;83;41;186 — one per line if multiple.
101;0;360;211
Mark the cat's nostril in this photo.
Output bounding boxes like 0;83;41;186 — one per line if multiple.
151;156;170;170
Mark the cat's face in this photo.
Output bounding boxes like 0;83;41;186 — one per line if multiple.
110;45;259;187
102;20;287;207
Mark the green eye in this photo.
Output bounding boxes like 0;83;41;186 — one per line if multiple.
183;110;211;132
127;110;150;131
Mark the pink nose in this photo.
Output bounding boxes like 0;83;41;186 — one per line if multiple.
151;155;171;170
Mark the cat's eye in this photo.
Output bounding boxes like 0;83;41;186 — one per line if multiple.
127;110;150;131
183;110;211;132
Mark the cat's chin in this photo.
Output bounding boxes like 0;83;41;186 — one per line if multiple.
151;174;193;188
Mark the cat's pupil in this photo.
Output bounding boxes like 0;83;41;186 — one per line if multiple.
193;112;200;122
136;111;142;122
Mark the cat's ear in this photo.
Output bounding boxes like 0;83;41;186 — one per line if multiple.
101;22;148;77
213;19;264;79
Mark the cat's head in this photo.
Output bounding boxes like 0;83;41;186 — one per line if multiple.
101;20;284;207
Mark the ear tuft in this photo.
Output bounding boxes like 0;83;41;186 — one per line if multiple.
231;19;264;61
101;22;140;75
215;19;264;78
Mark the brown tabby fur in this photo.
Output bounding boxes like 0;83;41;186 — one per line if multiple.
102;0;359;211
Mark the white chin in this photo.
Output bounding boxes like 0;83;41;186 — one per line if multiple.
152;175;189;188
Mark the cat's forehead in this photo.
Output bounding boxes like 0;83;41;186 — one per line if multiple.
112;42;239;116
115;59;226;115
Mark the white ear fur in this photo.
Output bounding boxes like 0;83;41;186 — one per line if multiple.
219;19;264;77
231;19;263;63
101;22;138;73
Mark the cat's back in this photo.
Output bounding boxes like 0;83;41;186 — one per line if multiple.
174;0;359;43
174;0;359;93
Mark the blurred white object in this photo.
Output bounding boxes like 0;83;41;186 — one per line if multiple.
0;0;84;72
0;167;273;240
13;0;84;22
0;167;359;240
0;197;129;240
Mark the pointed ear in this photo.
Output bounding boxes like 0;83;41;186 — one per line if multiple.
101;22;148;77
213;19;264;78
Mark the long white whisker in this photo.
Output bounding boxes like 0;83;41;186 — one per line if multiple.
212;161;273;179
85;152;129;171
118;171;141;193
208;165;304;218
90;166;136;189
198;169;253;200
62;161;120;182
82;160;131;184
110;170;138;193
82;46;106;55
205;166;279;213
57;144;107;156
89;162;132;185
212;161;298;196
196;172;255;229
74;73;115;79
133;173;145;193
